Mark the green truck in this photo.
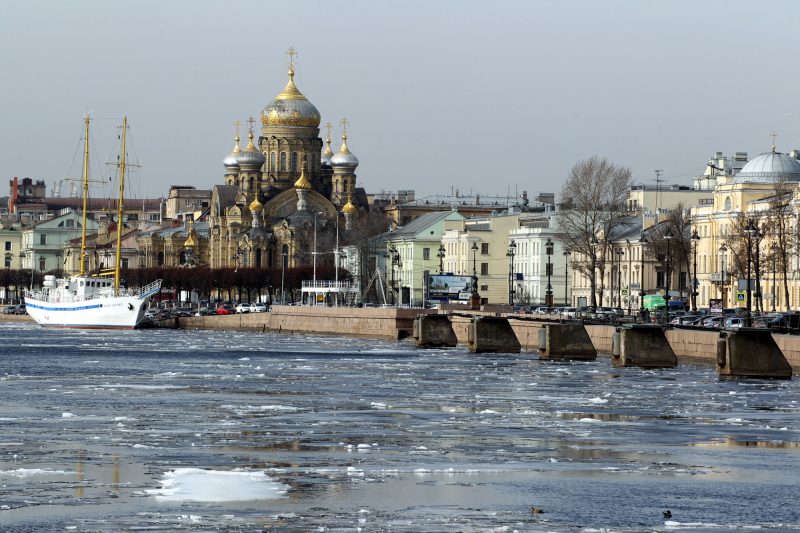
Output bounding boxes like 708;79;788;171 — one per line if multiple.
642;294;667;311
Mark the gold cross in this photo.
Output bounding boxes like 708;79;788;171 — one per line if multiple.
340;117;350;137
325;122;334;141
246;116;256;134
770;130;777;152
286;47;297;69
232;119;241;139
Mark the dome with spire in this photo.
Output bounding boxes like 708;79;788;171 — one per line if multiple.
223;136;241;169
321;138;334;168
734;150;800;183
330;134;359;169
237;131;266;168
294;168;312;190
342;196;357;214
249;197;263;212
262;66;321;128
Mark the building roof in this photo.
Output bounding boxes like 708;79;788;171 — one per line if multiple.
386;210;462;239
734;151;800;183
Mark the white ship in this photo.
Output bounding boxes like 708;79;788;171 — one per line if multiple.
25;115;161;329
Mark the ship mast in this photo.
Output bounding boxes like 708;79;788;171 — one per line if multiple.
114;116;127;293
79;114;90;276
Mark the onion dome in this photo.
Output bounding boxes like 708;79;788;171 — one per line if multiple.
294;168;312;190
184;232;197;248
223;135;241;169
261;66;321;128
237;131;266;168
342;196;357;214
321;136;334;167
249;197;263;212
734;151;800;183
330;132;359;169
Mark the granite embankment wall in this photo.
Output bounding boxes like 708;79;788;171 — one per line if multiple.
178;305;436;340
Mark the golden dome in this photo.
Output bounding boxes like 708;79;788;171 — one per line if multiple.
184;232;197;248
261;67;321;128
293;168;312;190
249;197;263;212
342;197;357;214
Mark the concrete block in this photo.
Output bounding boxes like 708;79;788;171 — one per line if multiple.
413;314;457;348
718;329;792;379
613;325;677;368
539;323;597;360
468;316;521;353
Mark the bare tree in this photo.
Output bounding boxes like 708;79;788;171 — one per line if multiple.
763;180;796;311
646;205;692;303
723;211;768;312
559;157;633;308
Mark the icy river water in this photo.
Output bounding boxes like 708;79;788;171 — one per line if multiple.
0;323;799;532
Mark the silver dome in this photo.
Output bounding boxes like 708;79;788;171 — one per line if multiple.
734;152;800;183
237;148;265;168
321;152;333;167
223;151;240;169
331;151;359;168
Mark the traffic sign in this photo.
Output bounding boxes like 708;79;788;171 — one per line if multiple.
736;291;745;302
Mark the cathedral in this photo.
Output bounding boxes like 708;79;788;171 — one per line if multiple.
207;50;364;270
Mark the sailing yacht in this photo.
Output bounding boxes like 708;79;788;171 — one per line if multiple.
25;115;161;329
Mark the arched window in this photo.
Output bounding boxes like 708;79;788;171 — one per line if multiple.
179;251;186;265
291;152;298;172
157;251;164;266
280;152;287;171
724;197;732;211
255;248;262;267
39;257;46;272
270;152;276;171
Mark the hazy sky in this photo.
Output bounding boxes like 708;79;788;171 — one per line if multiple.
2;0;799;201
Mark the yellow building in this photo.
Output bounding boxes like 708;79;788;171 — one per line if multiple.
691;149;800;311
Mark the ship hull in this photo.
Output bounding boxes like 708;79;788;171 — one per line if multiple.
25;295;148;329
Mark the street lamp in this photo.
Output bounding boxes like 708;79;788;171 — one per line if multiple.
506;240;517;305
691;229;700;312
545;238;554;309
745;219;758;326
663;227;673;306
615;248;624;310
281;245;288;305
770;241;779;312
719;243;728;309
639;232;647;314
563;250;571;306
471;241;479;309
437;244;446;274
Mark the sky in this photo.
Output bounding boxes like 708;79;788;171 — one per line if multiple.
2;0;800;201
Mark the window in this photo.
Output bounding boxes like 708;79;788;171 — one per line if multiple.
4;241;10;251
66;219;75;227
157;251;164;266
481;285;489;291
39;257;46;271
149;214;160;221
270;152;276;170
39;234;46;245
280;152;287;171
423;248;430;260
4;256;10;268
291;152;298;172
127;214;138;221
121;258;129;269
480;263;489;275
481;243;489;255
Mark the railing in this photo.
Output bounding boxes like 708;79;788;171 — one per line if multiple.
138;279;163;299
302;280;353;289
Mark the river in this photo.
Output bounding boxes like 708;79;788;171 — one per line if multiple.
0;323;798;531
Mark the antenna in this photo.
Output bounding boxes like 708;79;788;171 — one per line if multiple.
654;169;663;223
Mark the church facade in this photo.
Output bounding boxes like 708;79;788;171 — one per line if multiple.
207;52;363;271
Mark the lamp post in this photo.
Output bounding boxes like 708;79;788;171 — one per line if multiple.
437;244;446;274
619;252;624;310
506;239;516;305
280;246;288;305
719;244;727;309
563;250;571;306
609;242;615;308
545;238;554;309
770;241;779;312
590;235;600;311
471;241;479;309
691;229;700;312
663;227;673;306
745;219;757;326
640;232;647;314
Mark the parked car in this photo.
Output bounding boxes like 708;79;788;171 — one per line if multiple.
216;304;235;315
14;304;26;315
249;302;268;313
172;307;195;318
724;317;746;330
702;316;725;329
195;307;217;316
533;306;550;314
561;307;577;318
3;305;19;315
235;303;251;314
